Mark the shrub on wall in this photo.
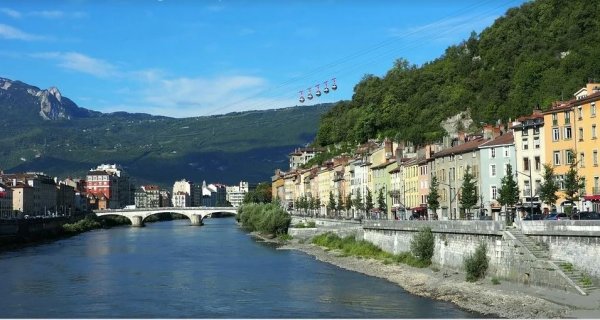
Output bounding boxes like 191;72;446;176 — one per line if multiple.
464;242;489;282
410;227;434;264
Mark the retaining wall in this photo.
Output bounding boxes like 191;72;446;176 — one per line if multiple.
362;221;588;293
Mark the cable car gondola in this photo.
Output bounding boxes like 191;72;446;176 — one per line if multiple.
299;90;305;103
323;81;330;94
331;78;337;91
315;84;321;97
307;88;313;100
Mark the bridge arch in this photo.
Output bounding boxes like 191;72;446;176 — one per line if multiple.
94;207;238;227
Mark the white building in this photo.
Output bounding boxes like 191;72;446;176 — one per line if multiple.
0;182;13;218
172;192;190;207
226;181;249;207
511;111;545;211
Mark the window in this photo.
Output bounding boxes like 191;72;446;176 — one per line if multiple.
564;126;572;140
566;150;575;164
579;127;584;141
523;158;530;171
565;111;571;124
552;113;558;126
554;151;561;165
552;128;560;141
533;127;540;135
491;186;497;200
533;136;540;149
580;153;585;168
522;128;529;136
592;102;597;117
490;164;496;177
504;146;509;157
555;175;565;190
522;138;529;150
593;125;597;139
524;180;531;196
535;156;541;171
490;148;496;158
594;150;598;166
577;106;583;119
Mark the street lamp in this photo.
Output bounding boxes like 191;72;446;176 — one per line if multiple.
515;158;534;220
438;181;454;220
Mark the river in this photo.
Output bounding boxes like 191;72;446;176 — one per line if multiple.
0;217;480;318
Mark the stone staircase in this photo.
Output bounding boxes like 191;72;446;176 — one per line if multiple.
554;260;598;293
508;228;594;295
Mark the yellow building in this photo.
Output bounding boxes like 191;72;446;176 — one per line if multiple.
403;158;420;212
271;170;285;204
572;84;600;212
544;83;600;212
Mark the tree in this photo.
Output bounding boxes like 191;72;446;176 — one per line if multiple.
538;164;558;210
460;165;478;218
377;188;386;213
243;182;272;204
563;161;585;214
428;176;440;216
353;192;364;213
345;194;352;215
497;164;520;224
365;188;374;214
308;196;316;216
327;191;336;215
336;193;344;214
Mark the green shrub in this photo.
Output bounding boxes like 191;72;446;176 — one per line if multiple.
491;277;501;285
306;221;316;228
410;227;434;263
62;216;102;234
560;262;574;272
237;203;291;236
580;274;593;286
312;232;429;268
464;242;489;282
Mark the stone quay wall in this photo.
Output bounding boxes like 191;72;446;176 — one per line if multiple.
521;220;600;278
362;220;593;293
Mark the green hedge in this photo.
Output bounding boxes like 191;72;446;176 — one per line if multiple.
237;203;291;235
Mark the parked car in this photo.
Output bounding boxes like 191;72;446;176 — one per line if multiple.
523;213;544;220
544;213;568;220
570;211;600;220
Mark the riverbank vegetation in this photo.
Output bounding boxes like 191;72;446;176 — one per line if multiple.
464;243;489;282
410;227;434;264
293;221;316;228
311;232;429;268
237;203;291;237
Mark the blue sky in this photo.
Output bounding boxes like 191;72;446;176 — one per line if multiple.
0;0;526;118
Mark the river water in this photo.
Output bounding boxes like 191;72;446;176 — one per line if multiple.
0;217;479;318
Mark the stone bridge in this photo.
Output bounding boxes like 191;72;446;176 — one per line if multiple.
94;207;237;227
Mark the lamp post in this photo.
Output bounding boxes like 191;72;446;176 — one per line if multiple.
515;158;534;220
438;181;454;220
512;158;533;221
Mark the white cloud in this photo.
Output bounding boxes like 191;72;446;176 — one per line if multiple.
0;8;21;18
0;24;44;41
30;10;87;19
30;51;119;78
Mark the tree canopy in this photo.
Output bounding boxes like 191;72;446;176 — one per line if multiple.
315;0;600;147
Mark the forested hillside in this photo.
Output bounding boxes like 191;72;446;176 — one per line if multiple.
315;0;600;146
0;77;331;185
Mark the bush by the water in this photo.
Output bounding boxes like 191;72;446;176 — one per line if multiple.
293;221;316;228
464;242;489;282
62;215;102;234
410;227;434;264
237;203;291;235
312;232;429;268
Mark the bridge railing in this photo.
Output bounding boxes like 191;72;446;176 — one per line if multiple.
94;206;237;213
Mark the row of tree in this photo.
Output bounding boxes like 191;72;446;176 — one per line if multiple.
427;160;584;222
294;188;388;217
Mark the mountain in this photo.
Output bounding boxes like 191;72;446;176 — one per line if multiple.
0;78;99;121
0;77;332;187
315;0;600;146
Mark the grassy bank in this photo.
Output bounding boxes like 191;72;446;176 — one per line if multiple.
311;232;430;268
237;203;291;237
